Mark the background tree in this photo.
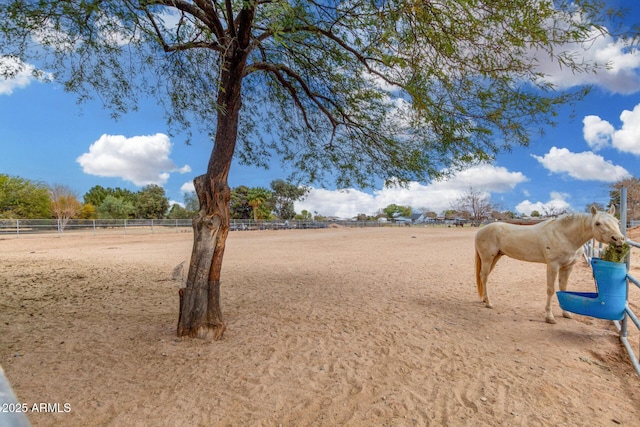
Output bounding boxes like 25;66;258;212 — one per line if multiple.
382;204;412;220
0;1;616;339
0;174;51;218
183;192;199;214
167;192;199;219
167;203;192;220
247;187;273;222
586;202;605;213
49;184;82;231
84;186;137;209
452;187;494;226
83;185;110;207
442;209;459;220
136;184;170;219
493;210;516;221
230;186;252;220
416;208;437;219
610;177;640;220
270;179;309;220
296;210;313;221
80;203;97;219
97;195;136;219
542;205;567;217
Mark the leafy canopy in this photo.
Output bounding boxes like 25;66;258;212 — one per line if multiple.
0;1;615;188
0;174;51;218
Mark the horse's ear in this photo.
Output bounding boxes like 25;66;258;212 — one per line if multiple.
590;205;598;216
608;205;616;215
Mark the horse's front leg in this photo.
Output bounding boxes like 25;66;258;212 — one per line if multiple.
559;264;575;319
545;265;559;324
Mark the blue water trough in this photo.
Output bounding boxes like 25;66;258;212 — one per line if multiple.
556;257;627;321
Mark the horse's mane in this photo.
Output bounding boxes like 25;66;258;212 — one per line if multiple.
559;213;589;222
546;212;590;226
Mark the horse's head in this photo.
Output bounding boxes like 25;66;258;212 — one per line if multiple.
590;205;625;247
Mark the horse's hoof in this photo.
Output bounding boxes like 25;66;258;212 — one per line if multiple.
484;302;493;309
562;311;573;319
545;316;557;324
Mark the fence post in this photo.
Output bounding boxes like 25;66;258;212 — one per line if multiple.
151;219;154;234
92;219;96;236
16;219;19;238
620;187;629;340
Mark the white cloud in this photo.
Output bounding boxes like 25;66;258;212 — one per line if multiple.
535;29;640;94
582;104;640;155
0;57;49;95
76;133;191;186
180;181;196;193
295;164;527;218
532;146;630;182
611;105;640;155
515;192;571;216
582;115;614;151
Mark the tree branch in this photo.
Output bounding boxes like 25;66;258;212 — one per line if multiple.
192;0;226;40
139;1;222;52
252;24;403;93
224;0;236;39
245;61;339;137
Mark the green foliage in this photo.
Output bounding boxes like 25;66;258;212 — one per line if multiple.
83;185;109;207
0;0;618;190
83;185;136;207
601;243;630;263
183;192;199;213
0;174;51;218
83;184;168;218
97;195;135;219
136;184;169;219
296;210;313;221
230;186;252;220
247;187;273;221
166;203;192;220
383;204;412;219
166;191;199;219
269;179;309;220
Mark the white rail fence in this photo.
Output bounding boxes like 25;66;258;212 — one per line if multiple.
0;218;462;237
0;218;193;236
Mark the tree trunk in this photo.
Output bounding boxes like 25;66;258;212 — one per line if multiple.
177;174;230;339
176;42;248;339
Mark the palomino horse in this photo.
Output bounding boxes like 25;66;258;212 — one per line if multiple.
475;205;625;324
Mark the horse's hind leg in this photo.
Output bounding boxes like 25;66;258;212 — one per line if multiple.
558;265;574;319
480;254;501;308
545;265;560;324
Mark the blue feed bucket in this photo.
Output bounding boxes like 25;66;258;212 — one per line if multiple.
556;258;627;321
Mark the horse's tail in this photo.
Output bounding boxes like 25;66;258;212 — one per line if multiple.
475;248;483;298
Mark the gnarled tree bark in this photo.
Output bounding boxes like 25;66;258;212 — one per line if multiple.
177;174;230;340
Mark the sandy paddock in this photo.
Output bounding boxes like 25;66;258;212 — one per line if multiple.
1;226;639;426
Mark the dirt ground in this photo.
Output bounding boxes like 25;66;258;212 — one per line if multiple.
1;226;639;427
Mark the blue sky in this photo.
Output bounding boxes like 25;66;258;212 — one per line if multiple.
1;4;640;219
